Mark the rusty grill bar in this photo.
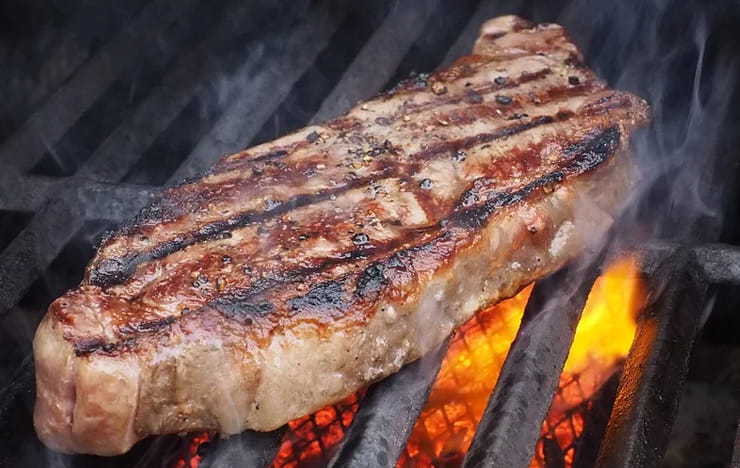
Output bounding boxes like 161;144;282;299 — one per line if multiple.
0;0;737;467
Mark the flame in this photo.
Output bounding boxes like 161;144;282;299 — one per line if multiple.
172;256;643;468
563;256;644;378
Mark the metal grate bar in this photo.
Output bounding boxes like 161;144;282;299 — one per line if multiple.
326;339;451;468
199;429;287;468
310;0;440;124
77;0;264;183
0;198;85;314
1;173;158;219
0;0;203;173
0;180;157;316
595;250;708;467
733;420;740;468
169;2;350;182
463;260;602;468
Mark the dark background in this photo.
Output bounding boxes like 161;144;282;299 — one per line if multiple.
0;0;739;466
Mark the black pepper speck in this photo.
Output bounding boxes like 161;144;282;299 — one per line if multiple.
454;150;467;162
352;233;370;246
192;274;209;288
419;178;434;190
495;95;513;105
264;199;282;210
568;75;580;85
494;76;509;85
306;131;320;142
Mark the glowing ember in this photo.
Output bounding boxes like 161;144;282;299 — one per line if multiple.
170;431;214;468
270;391;364;468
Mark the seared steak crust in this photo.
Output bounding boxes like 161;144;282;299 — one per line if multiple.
34;16;649;455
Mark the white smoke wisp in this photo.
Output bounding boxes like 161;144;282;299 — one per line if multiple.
559;0;738;245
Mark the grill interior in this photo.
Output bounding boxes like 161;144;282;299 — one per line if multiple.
1;0;740;467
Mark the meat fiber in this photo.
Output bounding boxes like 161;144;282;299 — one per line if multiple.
33;15;649;455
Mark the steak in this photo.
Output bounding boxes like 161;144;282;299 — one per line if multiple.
33;15;649;455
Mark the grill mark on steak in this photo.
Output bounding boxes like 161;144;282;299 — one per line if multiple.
106;67;586;234
399;67;554;115
89;90;629;292
88;111;575;288
198;67;564;180
76;126;620;355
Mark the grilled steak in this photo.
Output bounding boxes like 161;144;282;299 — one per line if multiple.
34;15;649;455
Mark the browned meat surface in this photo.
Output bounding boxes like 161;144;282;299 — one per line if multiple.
33;15;649;455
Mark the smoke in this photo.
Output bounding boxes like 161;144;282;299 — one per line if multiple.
555;0;739;244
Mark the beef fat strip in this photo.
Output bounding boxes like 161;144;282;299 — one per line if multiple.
34;15;649;455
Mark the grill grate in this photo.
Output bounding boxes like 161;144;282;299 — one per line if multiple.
0;0;737;467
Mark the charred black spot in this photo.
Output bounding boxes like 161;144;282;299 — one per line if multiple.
102;343;117;353
494;76;509;85
88;256;138;288
137;316;176;332
562;127;620;172
211;291;274;324
73;338;105;356
464;90;484;104
356;262;387;300
568;75;580;85
252;148;288;163
375;116;391;126
287;280;350;318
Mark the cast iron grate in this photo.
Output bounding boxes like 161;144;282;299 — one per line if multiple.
0;0;738;467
